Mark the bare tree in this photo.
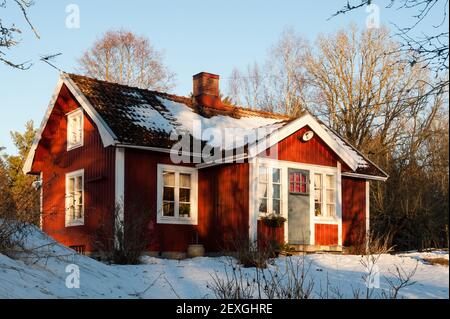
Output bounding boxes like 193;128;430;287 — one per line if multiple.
227;27;308;116
332;0;449;93
77;29;176;91
0;0;40;69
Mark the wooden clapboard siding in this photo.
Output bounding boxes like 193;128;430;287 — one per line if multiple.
342;177;366;247
276;126;338;167
315;224;339;246
34;85;116;252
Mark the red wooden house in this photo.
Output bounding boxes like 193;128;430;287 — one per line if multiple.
23;72;388;257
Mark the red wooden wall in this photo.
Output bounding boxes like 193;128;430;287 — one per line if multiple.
257;220;284;249
274;126;338;166
124;149;250;253
33;85;116;252
342;177;366;247
315;224;338;246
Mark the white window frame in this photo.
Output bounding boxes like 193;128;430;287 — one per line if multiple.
257;165;283;217
157;164;198;225
313;172;338;222
67;108;84;151
65;169;85;227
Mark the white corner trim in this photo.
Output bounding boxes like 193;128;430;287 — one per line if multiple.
337;162;343;246
62;74;116;147
248;158;258;244
39;172;43;230
366;180;370;238
247;113;359;171
115;148;125;213
114;147;125;249
156;164;198;225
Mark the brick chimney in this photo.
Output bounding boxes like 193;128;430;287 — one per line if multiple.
193;72;223;109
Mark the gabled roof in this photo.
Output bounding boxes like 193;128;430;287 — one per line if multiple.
23;73;388;180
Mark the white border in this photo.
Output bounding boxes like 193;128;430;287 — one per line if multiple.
249;157;342;246
247;113;359;171
156;164;198;225
66;108;84;151
65;169;85;227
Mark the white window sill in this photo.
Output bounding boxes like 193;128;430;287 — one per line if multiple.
313;217;339;224
157;216;197;225
67;143;83;151
65;219;84;227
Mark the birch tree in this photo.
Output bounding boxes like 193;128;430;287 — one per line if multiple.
78;29;176;91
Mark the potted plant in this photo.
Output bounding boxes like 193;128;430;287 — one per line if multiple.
260;213;287;228
187;231;205;258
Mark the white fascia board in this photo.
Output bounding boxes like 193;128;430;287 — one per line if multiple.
62;73;117;147
23;77;65;174
23;73;118;175
341;172;388;182
247;114;359;171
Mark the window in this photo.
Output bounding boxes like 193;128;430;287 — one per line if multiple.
157;164;198;224
289;171;308;194
258;166;282;215
314;173;336;218
65;169;84;227
67;109;83;150
314;173;323;216
325;174;336;217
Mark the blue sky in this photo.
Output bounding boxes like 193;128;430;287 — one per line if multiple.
0;0;447;154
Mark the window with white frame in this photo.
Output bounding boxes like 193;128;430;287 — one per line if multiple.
67;109;83;150
314;172;336;218
258;166;282;215
65;169;84;227
157;164;198;224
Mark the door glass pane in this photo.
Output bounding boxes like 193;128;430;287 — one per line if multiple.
258;183;268;198
326;175;334;188
272;184;280;199
327;204;335;217
259;167;268;183
289;182;294;192
272;168;280;183
315;203;322;216
272;199;281;215
300;183;307;193
258;198;267;214
163;171;175;186
180;173;191;188
315;188;322;202
326;189;335;203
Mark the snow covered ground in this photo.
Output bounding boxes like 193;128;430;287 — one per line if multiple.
0;226;448;299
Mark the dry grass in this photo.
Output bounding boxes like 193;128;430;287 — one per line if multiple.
422;258;449;266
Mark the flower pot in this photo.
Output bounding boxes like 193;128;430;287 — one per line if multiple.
187;244;205;258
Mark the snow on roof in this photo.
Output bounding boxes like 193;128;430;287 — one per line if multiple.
156;97;286;149
320;124;369;169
